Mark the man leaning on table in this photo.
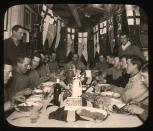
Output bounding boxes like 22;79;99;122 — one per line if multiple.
9;54;33;103
112;55;148;103
127;62;149;121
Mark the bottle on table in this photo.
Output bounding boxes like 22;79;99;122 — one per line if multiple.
53;78;61;106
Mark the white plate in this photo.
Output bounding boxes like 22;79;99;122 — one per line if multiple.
33;89;43;93
101;91;121;98
41;81;55;87
98;84;111;86
76;107;108;121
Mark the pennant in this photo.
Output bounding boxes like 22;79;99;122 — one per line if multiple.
83;32;88;37
72;28;75;33
78;38;83;58
67;27;71;33
66;34;73;57
42;7;55;46
54;19;61;49
93;32;100;58
78;32;83;37
82;34;88;62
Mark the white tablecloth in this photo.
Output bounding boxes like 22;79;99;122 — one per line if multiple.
6;98;143;128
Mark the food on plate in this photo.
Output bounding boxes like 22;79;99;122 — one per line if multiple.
101;91;113;96
76;107;107;121
33;89;43;94
112;93;121;98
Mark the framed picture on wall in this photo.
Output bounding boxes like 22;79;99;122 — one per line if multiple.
4;11;8;31
24;7;30;29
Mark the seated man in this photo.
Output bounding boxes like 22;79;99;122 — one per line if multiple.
127;62;149;121
103;56;123;83
4;59;13;112
28;52;42;89
119;56;148;103
94;54;110;71
49;52;59;72
9;55;32;103
108;55;130;87
37;52;46;78
65;53;86;71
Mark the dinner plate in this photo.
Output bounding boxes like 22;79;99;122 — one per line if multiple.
41;81;55;87
15;102;43;112
76;107;108;121
33;89;43;94
101;91;121;98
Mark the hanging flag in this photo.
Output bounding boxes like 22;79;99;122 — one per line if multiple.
66;34;73;57
54;18;61;50
82;32;88;62
42;6;56;47
93;24;100;58
78;33;83;58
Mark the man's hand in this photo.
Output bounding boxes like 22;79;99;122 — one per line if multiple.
127;104;144;115
13;95;26;103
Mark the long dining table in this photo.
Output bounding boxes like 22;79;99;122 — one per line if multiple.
6;94;143;128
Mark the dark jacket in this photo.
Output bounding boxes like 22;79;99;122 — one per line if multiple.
4;38;26;65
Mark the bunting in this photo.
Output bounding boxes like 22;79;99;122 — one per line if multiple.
93;24;100;58
78;32;88;62
66;27;75;57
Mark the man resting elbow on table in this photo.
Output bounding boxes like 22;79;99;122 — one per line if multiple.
9;55;33;103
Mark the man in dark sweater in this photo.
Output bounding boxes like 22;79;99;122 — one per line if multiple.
118;33;145;62
4;25;26;65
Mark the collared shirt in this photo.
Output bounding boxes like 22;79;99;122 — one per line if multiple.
121;72;148;103
118;42;145;61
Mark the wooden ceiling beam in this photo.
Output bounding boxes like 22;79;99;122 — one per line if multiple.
68;4;82;27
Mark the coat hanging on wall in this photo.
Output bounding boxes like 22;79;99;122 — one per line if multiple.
41;5;57;49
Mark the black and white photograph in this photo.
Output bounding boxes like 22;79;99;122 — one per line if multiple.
3;4;148;128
